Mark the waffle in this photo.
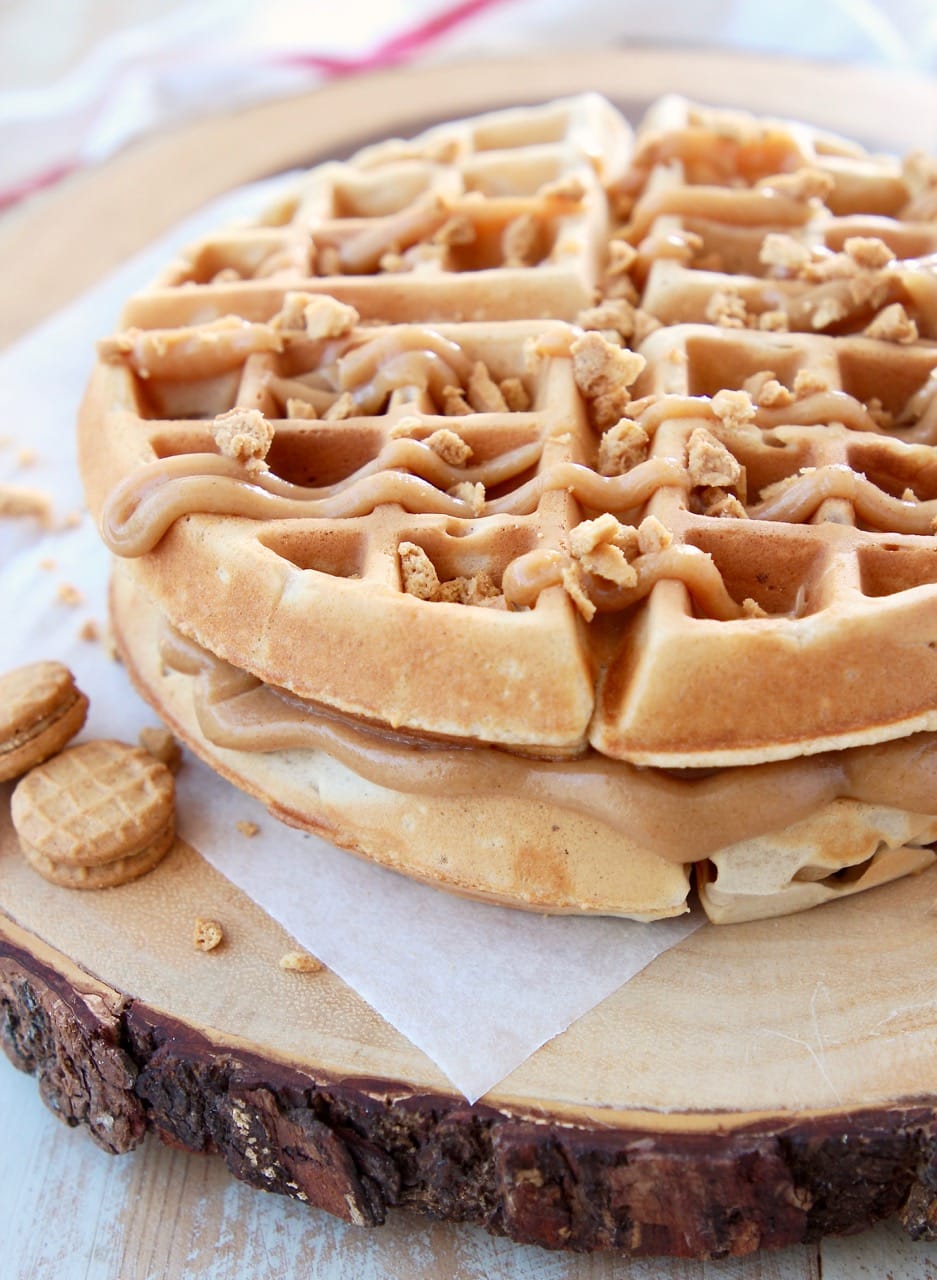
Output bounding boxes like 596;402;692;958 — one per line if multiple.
79;95;937;921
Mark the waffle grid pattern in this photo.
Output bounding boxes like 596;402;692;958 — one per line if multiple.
84;94;937;767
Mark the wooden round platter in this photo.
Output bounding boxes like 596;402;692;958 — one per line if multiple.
3;49;937;1270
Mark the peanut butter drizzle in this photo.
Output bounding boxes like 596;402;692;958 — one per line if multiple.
99;318;284;381
101;440;539;557
501;544;753;619
100;443;689;559
159;623;937;864
338;326;475;399
750;463;937;530
626;186;815;244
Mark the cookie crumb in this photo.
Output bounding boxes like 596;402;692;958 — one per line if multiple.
213;407;275;471
0;483;52;526
688;427;743;489
78;619;100;643
139;726;182;772
279;950;324;974
236;819;260;838
425;428;472;466
194;918;224;952
56;582;83;607
705;287;748;329
441;384;472;416
275;291;359;338
863;302;919;344
571;331;645;430
711;389;756;433
598;418;649;475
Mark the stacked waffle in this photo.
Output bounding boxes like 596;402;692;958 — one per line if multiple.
79;94;937;922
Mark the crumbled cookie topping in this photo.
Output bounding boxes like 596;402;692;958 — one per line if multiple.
213;408;275;471
687;427;743;489
324;391;356;422
710;389;756;433
792;368;832;398
598;418;650;475
743;372;793;408
425;428;473;466
56;583;83;607
448;480;486;515
863;302;919;344
275;291;360;338
570;513;640;588
442;384;473;416
499;376;531;412
706;288;749;329
399;541;499;605
570;332;646;429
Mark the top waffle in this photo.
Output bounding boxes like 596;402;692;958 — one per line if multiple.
80;93;937;768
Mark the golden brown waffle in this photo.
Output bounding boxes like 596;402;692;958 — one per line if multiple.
78;95;937;920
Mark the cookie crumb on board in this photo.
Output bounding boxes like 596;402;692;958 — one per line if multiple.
194;918;224;952
236;819;260;837
279;950;324;974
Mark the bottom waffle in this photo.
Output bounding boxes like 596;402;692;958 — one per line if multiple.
110;561;937;923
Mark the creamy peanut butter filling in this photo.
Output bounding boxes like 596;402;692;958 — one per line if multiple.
159;622;937;867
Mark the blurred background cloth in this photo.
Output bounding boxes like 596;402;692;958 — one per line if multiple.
2;0;937;208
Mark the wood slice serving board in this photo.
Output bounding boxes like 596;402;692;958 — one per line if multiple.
3;50;937;1270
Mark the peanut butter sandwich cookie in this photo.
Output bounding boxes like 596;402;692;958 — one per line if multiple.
0;661;89;782
11;739;176;889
